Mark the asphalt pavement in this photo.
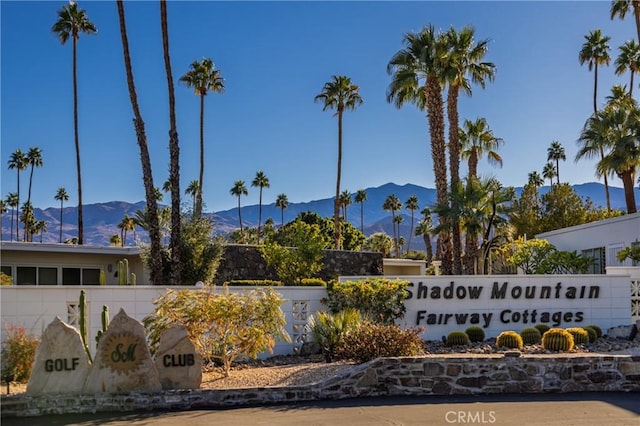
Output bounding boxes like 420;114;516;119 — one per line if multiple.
2;392;639;426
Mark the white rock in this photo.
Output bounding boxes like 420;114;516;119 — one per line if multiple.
27;317;91;396
83;308;161;393
606;325;634;340
154;325;202;390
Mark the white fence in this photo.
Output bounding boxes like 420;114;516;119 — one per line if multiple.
607;266;640;323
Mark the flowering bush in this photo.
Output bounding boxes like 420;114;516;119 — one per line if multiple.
1;323;39;383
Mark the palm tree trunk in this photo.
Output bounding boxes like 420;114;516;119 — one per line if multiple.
360;203;364;234
634;1;640;43
593;65;611;211
237;197;243;232
197;93;205;218
622;172;638;213
556;159;560;184
59;200;63;243
161;0;181;285
334;110;343;250
630;71;635;99
73;36;84;245
423;234;433;263
281;207;284;227
258;189;263;240
447;86;462;274
16;171;20;242
408;212;414;252
391;211;398;257
426;77;452;274
117;0;163;284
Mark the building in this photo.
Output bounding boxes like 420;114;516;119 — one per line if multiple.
537;212;640;274
0;241;148;286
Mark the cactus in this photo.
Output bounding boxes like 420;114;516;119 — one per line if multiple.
520;327;542;345
130;272;136;286
582;326;597;343
99;270;106;286
465;326;485;343
585;324;602;339
95;305;110;346
566;327;589;345
534;323;550;335
541;328;575;352
496;331;523;350
79;290;92;362
117;258;133;285
446;331;470;347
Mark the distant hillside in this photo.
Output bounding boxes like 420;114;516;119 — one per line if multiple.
1;182;637;246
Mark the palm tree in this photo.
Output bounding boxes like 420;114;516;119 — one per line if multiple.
180;58;224;218
185;180;199;213
339;190;352;222
615;40;640;98
6;193;18;242
578;100;640;213
387;26;452;273
19;202;35;243
160;0;181;286
275;193;288;227
415;207;434;263
34;220;47;243
118;214;135;247
230;180;248;232
542;162;557;187
251;170;270;239
354;189;367;234
7;149;27;242
315;75;363;250
528;171;544;188
52;2;97;245
547;140;566;184
54;187;69;243
404;195;419;252
394;215;404;257
116;0;163;284
580;28;612;210
25;147;43;208
442;26;496;274
110;234;121;247
383;194;402;257
460;117;504;179
611;0;640;44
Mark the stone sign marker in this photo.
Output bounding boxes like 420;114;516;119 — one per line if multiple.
154;325;202;390
83;308;161;393
27;317;91;396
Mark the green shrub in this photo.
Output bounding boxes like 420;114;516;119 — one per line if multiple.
520;327;542;345
298;278;327;287
534;323;550;335
224;280;284;286
307;309;362;362
566;327;589;345
143;287;290;376
1;324;39;383
260;221;326;285
496;331;523;350
0;272;12;286
323;278;409;324
446;331;470;347
465;326;485;343
582;326;597;343
585;324;602;339
336;322;425;363
541;328;574;352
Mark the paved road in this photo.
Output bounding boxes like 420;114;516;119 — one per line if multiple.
3;392;639;426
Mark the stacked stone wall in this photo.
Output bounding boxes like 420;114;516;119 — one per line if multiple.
3;354;638;418
214;245;383;285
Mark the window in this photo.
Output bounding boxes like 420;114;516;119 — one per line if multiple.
607;243;625;267
82;269;101;285
39;268;58;285
16;267;37;285
582;247;605;274
62;268;81;285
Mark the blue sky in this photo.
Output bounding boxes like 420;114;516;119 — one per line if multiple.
1;1;635;212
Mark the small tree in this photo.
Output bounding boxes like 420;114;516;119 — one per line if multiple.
1;323;39;383
144;287;290;377
617;245;640;263
504;237;592;274
260;221;326;285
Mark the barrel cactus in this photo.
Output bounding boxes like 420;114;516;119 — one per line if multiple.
496;331;523;350
465;326;485;343
582;326;597;343
566;327;589;345
585;324;602;339
446;331;470;347
541;328;575;352
520;327;542;345
534;323;550;335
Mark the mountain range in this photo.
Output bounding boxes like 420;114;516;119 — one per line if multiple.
1;182;637;247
